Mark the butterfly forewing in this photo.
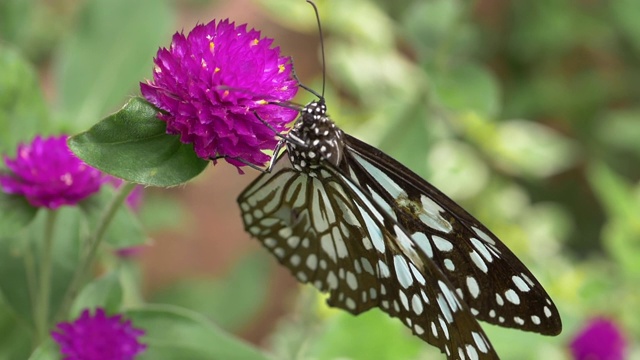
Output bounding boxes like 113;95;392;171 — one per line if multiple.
343;134;562;336
239;153;500;359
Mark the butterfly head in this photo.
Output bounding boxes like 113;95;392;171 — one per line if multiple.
303;100;327;118
286;99;345;172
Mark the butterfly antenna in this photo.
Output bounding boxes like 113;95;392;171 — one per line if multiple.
306;0;326;99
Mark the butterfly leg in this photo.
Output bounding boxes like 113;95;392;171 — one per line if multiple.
209;155;269;173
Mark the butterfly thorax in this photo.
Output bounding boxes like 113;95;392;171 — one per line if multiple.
286;100;345;173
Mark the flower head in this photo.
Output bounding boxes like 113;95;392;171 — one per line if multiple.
141;19;298;170
52;308;146;360
0;135;103;209
570;317;626;360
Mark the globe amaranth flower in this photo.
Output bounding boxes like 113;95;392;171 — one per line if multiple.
0;135;103;209
52;308;146;360
570;317;626;360
140;19;298;170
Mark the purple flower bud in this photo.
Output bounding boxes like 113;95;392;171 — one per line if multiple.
51;308;147;360
570;317;626;360
141;19;298;170
0;135;103;209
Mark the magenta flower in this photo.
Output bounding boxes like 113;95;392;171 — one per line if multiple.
140;19;298;170
52;308;146;360
570;317;626;360
0;135;103;209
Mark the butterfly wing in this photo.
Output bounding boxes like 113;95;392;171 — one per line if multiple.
343;134;562;336
238;153;499;359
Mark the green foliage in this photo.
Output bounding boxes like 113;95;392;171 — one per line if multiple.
53;0;175;130
68;98;209;187
0;47;51;153
151;252;272;331
126;305;272;360
0;192;38;237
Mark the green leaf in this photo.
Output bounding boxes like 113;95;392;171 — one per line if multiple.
70;272;123;317
309;310;421;360
431;63;501;119
587;162;640;221
602;220;640;277
0;207;82;327
425;139;489;200
0;233;38;327
0;46;51;154
401;0;477;60
0;192;38;238
151;252;270;331
53;0;174;129
611;0;640;53
588;163;640;275
125;304;272;360
68;97;208;187
27;339;59;360
597;109;640;157
0;299;32;360
462;115;578;177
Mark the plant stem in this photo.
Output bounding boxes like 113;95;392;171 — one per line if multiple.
56;182;136;321
35;209;57;345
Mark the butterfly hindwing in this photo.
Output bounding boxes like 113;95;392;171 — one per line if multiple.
343;134;562;336
239;155;381;314
238;153;500;359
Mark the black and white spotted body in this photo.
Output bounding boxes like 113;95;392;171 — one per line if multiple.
286;100;345;172
238;100;562;360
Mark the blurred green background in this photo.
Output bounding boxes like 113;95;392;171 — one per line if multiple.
1;0;639;359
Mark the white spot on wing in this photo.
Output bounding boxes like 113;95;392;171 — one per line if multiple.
412;232;433;258
361;258;374;274
466;276;480;298
466;345;479;360
321;234;337;262
472;226;496;245
444;259;455;271
393;255;413;288
377;260;390;277
433;236;453;252
512;275;531;292
472;332;488;353
470;250;488;273
505;289;520;305
409;263;426;285
346;271;358;290
437;294;453;324
470;237;493;262
411;294;423;315
306;254;317;270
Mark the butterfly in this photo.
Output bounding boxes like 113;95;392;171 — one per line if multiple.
237;96;562;359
